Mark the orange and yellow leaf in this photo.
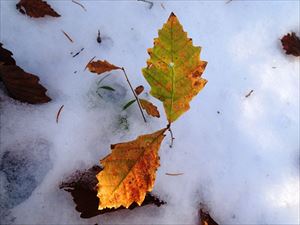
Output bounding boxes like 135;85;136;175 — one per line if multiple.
96;128;167;209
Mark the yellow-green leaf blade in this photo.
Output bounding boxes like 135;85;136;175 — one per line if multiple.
142;12;207;123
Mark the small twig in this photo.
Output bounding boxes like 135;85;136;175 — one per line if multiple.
84;56;96;71
245;90;254;98
56;105;64;123
167;123;175;148
97;30;102;43
137;0;153;9
71;0;87;11
165;172;184;176
72;48;84;58
160;3;165;10
226;0;233;3
61;30;73;43
121;67;147;123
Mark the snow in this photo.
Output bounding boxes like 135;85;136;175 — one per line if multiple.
0;0;299;224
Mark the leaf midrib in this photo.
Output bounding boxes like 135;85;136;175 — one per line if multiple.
169;17;175;123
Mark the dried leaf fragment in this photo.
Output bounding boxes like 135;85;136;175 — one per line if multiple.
96;128;167;209
0;44;16;66
142;12;207;123
60;165;165;218
281;32;300;56
135;85;144;95
16;0;60;18
0;65;51;104
199;209;219;225
140;99;160;118
87;60;121;75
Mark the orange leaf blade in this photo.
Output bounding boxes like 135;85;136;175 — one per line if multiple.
87;60;121;75
140;99;160;118
96;128;167;209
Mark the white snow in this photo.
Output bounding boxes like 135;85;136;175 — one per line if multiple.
0;0;299;224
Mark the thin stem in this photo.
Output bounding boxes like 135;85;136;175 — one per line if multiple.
121;67;147;123
167;123;175;148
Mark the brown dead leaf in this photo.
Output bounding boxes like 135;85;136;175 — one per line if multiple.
199;208;219;225
134;85;144;95
140;99;160;118
0;65;51;104
16;0;60;18
0;44;16;66
87;60;121;75
281;32;300;56
60;165;165;218
0;44;51;103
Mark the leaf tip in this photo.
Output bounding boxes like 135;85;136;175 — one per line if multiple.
169;12;176;18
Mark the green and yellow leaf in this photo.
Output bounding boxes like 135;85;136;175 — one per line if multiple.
96;128;167;209
142;12;207;123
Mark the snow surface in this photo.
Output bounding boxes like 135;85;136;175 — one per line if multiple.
0;0;299;224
